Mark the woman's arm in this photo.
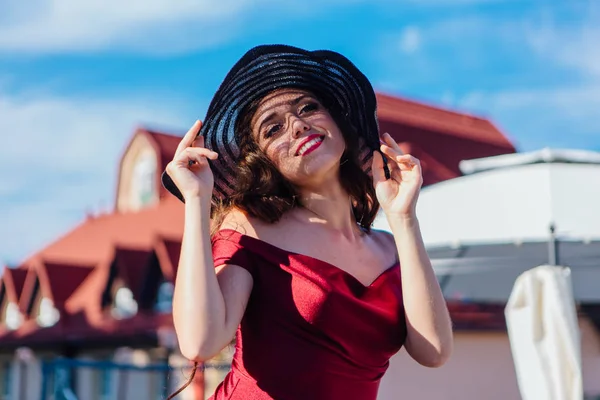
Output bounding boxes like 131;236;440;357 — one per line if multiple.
372;133;452;368
172;197;253;362
166;121;254;362
388;215;453;368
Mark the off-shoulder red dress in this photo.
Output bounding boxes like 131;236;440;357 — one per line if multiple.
208;229;407;400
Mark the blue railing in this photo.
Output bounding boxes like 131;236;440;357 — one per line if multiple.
40;357;231;400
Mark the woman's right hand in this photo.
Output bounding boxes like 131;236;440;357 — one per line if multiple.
166;120;219;202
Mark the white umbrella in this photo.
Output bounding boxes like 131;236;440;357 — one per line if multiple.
504;265;583;400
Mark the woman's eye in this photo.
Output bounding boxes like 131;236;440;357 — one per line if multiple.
265;124;282;138
299;102;319;114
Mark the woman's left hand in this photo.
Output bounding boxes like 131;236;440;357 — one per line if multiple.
372;132;423;218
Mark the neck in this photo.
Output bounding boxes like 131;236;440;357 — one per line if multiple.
295;177;360;239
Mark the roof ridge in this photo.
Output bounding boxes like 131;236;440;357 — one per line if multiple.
376;91;491;122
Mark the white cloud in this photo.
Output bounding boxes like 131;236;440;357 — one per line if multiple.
460;4;600;150
0;0;524;55
399;26;421;54
0;89;195;264
380;3;600;152
457;84;600;151
525;5;600;79
0;0;260;54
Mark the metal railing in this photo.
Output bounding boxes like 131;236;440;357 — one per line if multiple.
39;358;231;400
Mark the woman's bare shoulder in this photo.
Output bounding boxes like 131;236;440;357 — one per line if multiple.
217;208;295;243
369;228;397;254
217;208;259;238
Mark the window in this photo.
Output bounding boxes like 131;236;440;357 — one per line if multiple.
4;303;22;330
36;298;59;328
154;281;174;314
131;152;157;209
111;287;138;320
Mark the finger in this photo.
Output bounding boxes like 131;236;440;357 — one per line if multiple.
380;134;406;160
386;155;398;171
371;151;387;185
395;154;420;170
176;120;203;155
173;148;217;169
380;144;403;161
380;132;403;152
186;151;208;168
182;147;218;161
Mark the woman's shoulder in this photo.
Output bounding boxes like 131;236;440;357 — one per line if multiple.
368;227;397;254
216;208;261;238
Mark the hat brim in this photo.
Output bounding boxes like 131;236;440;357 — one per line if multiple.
162;44;380;203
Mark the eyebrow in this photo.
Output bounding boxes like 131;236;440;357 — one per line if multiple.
256;94;314;132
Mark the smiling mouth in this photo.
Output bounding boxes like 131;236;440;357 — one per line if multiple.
296;135;324;156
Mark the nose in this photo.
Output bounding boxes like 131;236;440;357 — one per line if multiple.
290;115;310;139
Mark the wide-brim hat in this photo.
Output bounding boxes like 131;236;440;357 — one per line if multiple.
162;44;380;202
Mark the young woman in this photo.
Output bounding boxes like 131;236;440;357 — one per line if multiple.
163;45;452;400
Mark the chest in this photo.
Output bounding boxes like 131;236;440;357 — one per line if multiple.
247;251;406;357
256;229;396;287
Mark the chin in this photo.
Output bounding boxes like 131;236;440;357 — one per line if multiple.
285;155;342;186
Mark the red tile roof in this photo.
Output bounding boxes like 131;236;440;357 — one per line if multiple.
3;197;185;338
22;196;184;269
0;267;28;305
16;261;93;316
376;93;514;149
41;262;95;308
376;93;516;184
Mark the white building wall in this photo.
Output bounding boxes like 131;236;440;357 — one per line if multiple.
373;162;600;246
378;317;600;400
548;164;600;240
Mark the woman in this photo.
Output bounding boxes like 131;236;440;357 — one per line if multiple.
163;45;452;400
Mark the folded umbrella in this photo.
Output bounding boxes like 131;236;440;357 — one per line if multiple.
505;265;582;400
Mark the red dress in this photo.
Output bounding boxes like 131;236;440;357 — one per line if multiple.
208;229;407;400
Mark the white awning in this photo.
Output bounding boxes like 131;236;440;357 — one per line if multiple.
373;148;600;246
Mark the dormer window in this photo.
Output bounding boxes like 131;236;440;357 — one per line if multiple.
130;151;157;210
5;302;23;330
112;287;138;319
36;298;59;328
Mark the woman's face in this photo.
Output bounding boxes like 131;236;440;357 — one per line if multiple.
250;88;346;187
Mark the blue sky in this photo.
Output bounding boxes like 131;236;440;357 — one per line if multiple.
1;0;599;264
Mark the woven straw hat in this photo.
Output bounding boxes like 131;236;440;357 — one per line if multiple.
162;44;380;202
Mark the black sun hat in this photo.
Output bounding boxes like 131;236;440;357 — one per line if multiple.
162;44;381;202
